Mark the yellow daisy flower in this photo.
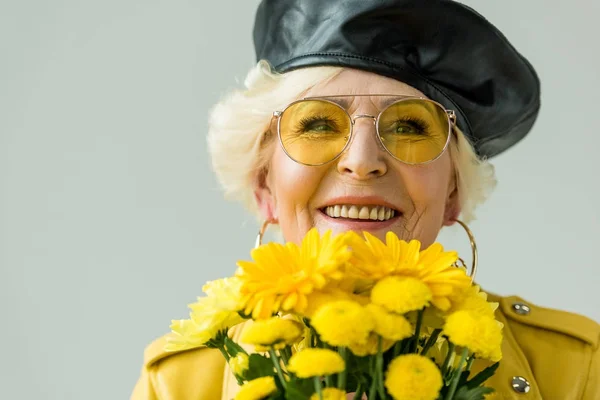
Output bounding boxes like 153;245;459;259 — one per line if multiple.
385;354;443;400
371;276;432;314
413;242;471;311
287;348;345;378
240;317;304;348
234;376;277;400
346;231;421;280
229;353;250;377
311;300;373;347
310;387;347;400
443;310;503;362
366;303;413;341
348;232;471;311
236;228;352;319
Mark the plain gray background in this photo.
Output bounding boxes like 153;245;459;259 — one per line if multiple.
1;0;599;399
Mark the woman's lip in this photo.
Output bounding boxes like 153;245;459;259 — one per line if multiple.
318;196;401;212
317;209;401;230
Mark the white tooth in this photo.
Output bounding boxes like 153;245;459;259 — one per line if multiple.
390;210;395;218
358;206;370;219
340;205;349;218
333;205;341;217
348;205;359;219
328;206;334;217
369;207;378;220
385;208;391;220
378;207;385;220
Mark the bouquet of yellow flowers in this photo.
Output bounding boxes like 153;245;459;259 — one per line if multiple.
166;229;503;400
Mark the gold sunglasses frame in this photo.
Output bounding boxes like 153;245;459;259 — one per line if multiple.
273;94;457;167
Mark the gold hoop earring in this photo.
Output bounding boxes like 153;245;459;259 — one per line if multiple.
452;219;478;281
255;220;277;248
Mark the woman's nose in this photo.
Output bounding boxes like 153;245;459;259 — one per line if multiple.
336;116;388;179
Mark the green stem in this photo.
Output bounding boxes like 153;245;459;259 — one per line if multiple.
338;347;347;389
269;348;287;389
444;348;469;400
466;355;475;372
279;347;290;365
314;376;324;400
420;329;442;356
411;309;424;353
392;341;401;358
441;342;455;376
352;383;363;400
368;355;377;400
325;375;332;388
376;337;386;399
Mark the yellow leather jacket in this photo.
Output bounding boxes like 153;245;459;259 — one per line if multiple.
131;294;599;399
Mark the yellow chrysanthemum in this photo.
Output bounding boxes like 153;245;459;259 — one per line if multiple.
385;354;443;400
366;303;413;341
310;388;347;400
236;229;352;319
448;285;498;318
234;376;277;400
229;353;250;377
347;232;471;311
414;242;471;311
241;317;304;348
371;276;432;314
165;319;211;352
443;310;503;362
201;277;245;310
166;277;245;351
302;289;354;319
311;300;373;346
287;348;345;378
348;332;394;357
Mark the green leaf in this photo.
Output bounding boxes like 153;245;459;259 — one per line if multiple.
223;337;248;357
284;379;313;400
466;362;500;388
453;385;495;400
245;354;276;380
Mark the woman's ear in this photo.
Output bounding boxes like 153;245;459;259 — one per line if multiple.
443;185;461;226
254;168;278;222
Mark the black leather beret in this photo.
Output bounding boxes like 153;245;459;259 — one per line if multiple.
253;0;541;158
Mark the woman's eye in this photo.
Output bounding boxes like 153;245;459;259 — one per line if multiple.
395;124;418;134
301;119;337;133
309;123;333;131
390;119;428;135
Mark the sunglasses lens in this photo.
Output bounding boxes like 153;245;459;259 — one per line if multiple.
378;100;450;164
279;100;351;165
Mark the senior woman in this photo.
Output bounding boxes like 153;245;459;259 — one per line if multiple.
131;0;599;399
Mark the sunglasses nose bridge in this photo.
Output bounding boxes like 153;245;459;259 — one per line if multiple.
351;114;377;125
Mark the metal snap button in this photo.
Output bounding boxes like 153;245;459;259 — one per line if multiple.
511;376;531;393
512;302;531;315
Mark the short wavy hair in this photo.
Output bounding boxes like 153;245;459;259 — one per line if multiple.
207;60;496;223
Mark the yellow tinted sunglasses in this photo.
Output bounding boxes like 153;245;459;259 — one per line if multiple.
273;95;456;166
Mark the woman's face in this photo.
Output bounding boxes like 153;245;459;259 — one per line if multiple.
255;69;460;246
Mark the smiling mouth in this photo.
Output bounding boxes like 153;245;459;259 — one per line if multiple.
321;204;398;221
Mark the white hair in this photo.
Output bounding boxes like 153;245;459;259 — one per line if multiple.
207;60;496;223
